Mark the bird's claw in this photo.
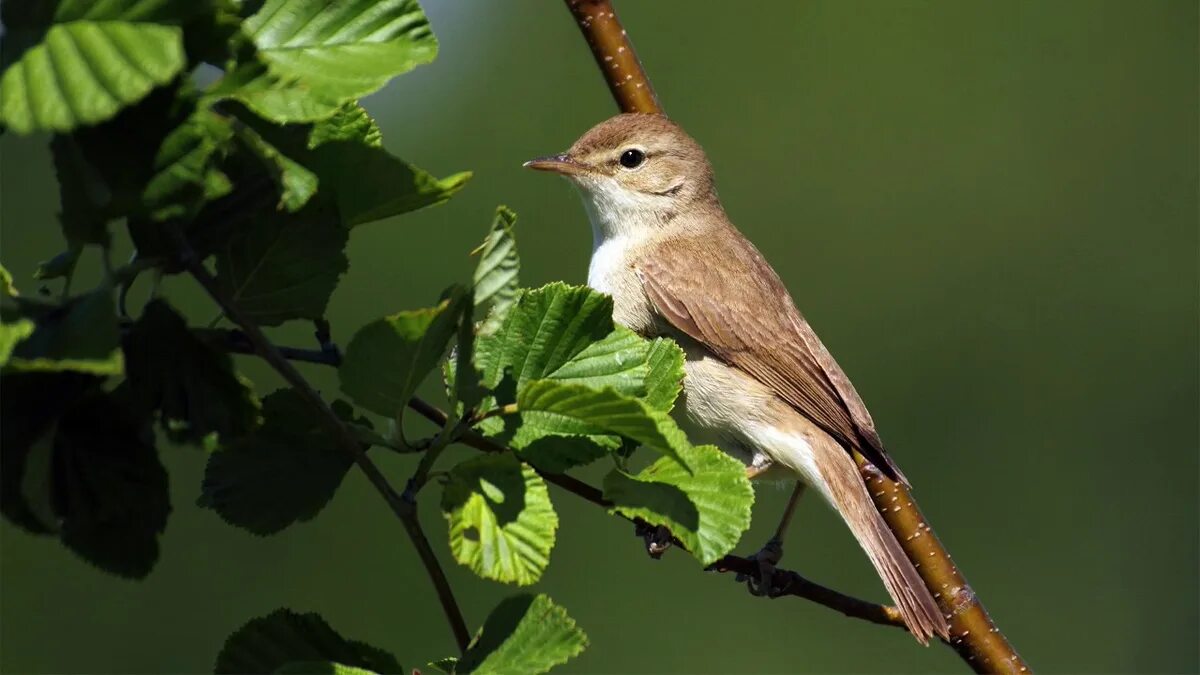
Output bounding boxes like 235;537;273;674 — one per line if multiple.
736;536;789;597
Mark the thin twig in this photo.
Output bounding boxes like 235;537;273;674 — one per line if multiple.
167;227;471;654
205;329;912;632
561;1;1028;671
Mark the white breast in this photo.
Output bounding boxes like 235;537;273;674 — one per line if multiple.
587;235;631;295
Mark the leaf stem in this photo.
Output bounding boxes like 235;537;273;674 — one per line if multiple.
167;225;471;654
200;321;925;640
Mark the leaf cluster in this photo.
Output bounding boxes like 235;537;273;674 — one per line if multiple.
0;1;756;673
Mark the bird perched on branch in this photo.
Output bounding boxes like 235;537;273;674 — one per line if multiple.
526;113;949;644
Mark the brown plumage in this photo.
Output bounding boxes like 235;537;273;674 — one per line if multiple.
527;112;948;643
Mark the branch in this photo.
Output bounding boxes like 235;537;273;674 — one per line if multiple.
560;1;1029;672
206;327;913;634
167;228;471;654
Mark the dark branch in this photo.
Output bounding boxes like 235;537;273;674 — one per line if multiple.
168;229;471;654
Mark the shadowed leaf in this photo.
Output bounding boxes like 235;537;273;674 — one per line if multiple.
215;609;401;674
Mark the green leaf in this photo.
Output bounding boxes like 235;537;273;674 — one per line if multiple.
516;380;690;470
51;389;170;578
142;108;235;220
276;663;380;675
307;103;382;149
0;2;192;134
441;454;558;586
233;118;319;212
483;283;614;390
199;389;353;535
458;595;587;675
215;609;402;674
0;372;99;535
643;337;685;412
4;288;124;375
0;263;17;297
509;433;611;475
218;0;438;123
122;300;261;445
309;141;471;227
0;316;36;367
214;199;348;326
473;207;519;333
603;442;753;566
339;287;466;417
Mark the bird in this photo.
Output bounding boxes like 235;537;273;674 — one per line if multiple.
525;112;949;644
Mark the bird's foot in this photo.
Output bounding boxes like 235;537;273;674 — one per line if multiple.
736;536;790;597
634;522;673;559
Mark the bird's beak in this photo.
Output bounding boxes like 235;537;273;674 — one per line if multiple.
523;154;588;177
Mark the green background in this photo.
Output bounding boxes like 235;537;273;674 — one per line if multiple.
2;0;1197;672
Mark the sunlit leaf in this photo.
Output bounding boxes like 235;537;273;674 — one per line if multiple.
458;594;587;675
603;442;753;566
473;207;519;333
3;288;124;375
442;454;557;586
215;0;438;123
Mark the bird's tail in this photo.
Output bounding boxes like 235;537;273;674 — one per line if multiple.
781;432;949;644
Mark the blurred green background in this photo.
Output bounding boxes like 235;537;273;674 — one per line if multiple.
2;0;1197;672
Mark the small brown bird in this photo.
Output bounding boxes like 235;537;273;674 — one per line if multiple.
526;113;948;643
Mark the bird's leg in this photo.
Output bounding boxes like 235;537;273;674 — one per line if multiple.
741;481;807;597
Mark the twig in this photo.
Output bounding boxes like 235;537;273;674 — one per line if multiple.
565;0;660;114
203;328;912;633
560;1;1028;671
167;227;471;654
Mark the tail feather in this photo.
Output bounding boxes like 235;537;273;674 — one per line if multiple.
790;432;949;643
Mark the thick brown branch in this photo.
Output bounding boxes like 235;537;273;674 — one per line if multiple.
169;230;471;654
561;1;1028;672
565;0;660;114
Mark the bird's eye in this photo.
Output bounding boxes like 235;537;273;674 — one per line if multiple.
619;148;645;169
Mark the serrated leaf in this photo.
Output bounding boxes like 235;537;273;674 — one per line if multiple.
142;108;235;220
52;390;170;578
0;316;35;366
510;433;611;475
0;372;99;535
215;609;402;674
277;663;380;675
474;207;519;333
199;389;353;535
308;103;382;149
122;299;261;445
643;337;685;412
217;0;438;123
484;283;614;390
459;595;587;675
214;198;348;326
603;442;753;566
516;380;690;470
234;118;319;212
0;20;185;134
339;287;466;417
310;141;470;227
4;288;124;375
442;454;557;586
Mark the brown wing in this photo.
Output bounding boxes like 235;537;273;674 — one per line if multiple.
637;227;909;486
